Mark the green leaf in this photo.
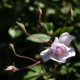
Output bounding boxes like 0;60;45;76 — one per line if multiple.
8;27;22;38
26;33;50;43
53;26;74;37
38;2;45;8
34;2;45;8
23;65;42;80
42;22;53;35
25;0;30;3
73;62;80;67
47;8;56;15
29;6;34;11
75;23;80;27
23;71;39;80
59;65;67;75
29;65;43;73
74;8;80;16
75;42;80;52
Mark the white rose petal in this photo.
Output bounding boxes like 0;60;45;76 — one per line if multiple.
40;32;76;63
62;47;76;60
40;48;51;62
58;32;73;46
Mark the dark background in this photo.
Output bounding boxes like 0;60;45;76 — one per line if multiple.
0;0;80;80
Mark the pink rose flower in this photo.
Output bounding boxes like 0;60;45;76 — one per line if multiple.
40;32;76;63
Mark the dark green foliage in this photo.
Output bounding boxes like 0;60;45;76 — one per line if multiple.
0;0;80;80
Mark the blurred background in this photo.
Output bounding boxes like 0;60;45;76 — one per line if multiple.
0;0;80;80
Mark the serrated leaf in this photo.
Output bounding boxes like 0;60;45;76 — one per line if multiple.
26;33;50;43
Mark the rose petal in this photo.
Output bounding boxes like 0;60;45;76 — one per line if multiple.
69;47;76;56
58;32;73;46
49;54;66;63
62;47;76;60
40;48;51;62
51;37;58;54
53;37;59;43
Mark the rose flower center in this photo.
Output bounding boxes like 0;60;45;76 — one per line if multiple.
55;46;63;56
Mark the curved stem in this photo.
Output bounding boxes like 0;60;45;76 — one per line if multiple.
13;48;38;63
17;61;40;71
25;32;51;46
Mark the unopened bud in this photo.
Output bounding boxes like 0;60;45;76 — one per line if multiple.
9;43;14;50
16;21;27;33
70;8;73;17
5;65;18;72
35;8;42;19
9;43;16;53
68;8;73;17
38;8;42;16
